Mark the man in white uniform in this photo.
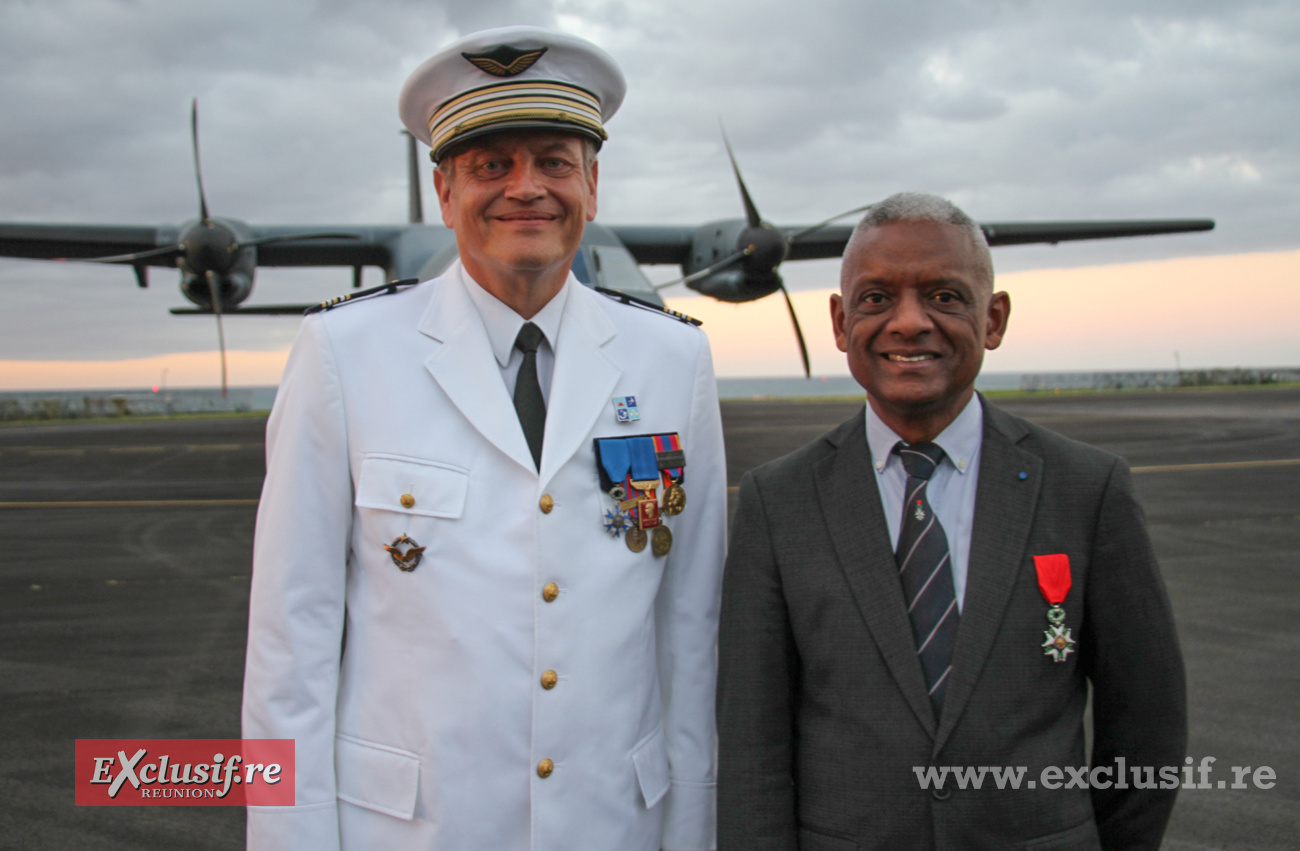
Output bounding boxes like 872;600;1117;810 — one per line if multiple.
242;27;726;851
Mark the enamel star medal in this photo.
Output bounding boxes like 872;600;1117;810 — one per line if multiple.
594;438;633;540
1034;554;1075;662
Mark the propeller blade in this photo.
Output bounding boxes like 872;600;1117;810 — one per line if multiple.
779;283;811;378
191;99;210;224
209;271;228;398
651;246;750;290
68;244;183;264
720;124;763;229
229;232;362;253
785;202;878;244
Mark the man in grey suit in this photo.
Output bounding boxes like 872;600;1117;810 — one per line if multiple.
717;193;1185;850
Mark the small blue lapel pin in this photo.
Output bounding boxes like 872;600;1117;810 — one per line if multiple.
612;395;640;423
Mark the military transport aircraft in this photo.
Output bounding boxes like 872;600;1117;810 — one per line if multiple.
0;102;1214;385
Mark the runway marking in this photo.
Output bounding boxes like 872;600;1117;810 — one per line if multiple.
723;459;1300;493
0;443;257;455
1132;458;1300;473
0;499;260;508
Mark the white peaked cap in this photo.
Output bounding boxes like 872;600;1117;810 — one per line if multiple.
399;26;627;162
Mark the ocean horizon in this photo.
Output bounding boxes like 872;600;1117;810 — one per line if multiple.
2;367;1298;419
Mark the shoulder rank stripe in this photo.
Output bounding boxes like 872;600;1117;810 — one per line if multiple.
594;287;702;326
305;279;421;314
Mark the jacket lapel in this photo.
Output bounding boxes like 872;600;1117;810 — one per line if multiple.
934;399;1042;752
814;412;938;736
418;266;536;473
538;283;620;487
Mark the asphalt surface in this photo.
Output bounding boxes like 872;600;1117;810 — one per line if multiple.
2;388;1297;849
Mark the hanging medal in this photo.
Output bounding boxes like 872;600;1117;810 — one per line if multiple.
1034;553;1075;662
595;438;633;538
627;437;663;553
653;433;687;516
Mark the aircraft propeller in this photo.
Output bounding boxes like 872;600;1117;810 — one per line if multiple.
657;130;875;378
74;100;358;397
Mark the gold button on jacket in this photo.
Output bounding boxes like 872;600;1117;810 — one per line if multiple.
537;758;554;778
541;670;558;689
542;583;559;602
400;493;415;509
539;494;554;513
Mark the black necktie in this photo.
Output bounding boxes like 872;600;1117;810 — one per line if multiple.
893;441;959;716
513;322;546;470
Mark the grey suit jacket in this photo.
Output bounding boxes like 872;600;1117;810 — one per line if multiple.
717;398;1185;851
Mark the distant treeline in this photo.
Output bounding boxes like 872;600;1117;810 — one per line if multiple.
2;370;1299;421
1020;367;1300;392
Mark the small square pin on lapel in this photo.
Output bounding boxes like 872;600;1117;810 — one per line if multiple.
612;395;640;423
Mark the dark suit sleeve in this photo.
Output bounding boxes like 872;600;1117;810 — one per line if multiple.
717;471;799;851
1082;459;1187;850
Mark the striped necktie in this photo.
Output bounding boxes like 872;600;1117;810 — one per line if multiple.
893;441;959;716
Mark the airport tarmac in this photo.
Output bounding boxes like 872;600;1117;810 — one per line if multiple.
1;388;1297;849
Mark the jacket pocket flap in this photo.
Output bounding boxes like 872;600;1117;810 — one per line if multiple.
356;455;469;519
335;735;420;820
630;725;670;809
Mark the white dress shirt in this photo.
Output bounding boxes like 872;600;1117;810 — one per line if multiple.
865;394;984;610
460;263;569;405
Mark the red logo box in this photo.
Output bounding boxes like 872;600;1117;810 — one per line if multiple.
75;739;294;806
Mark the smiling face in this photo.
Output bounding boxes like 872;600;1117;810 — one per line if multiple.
435;131;597;314
831;220;1011;443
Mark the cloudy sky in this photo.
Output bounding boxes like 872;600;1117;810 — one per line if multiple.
1;0;1296;386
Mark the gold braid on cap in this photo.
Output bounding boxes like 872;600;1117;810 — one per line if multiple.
429;80;605;159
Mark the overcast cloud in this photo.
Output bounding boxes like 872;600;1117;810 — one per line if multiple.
1;0;1296;363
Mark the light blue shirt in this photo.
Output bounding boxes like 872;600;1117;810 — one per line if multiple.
865;394;984;610
459;263;569;405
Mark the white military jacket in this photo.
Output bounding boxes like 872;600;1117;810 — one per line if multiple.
243;263;726;851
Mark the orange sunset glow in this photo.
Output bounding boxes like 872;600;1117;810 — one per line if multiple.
1;249;1296;391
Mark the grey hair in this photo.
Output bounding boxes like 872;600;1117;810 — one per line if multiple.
846;192;993;285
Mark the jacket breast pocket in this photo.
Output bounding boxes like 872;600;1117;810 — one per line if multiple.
335;734;421;820
355;454;469;519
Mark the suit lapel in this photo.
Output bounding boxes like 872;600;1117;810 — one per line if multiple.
934;399;1042;752
538;283;620;487
418;267;536;473
815;412;937;736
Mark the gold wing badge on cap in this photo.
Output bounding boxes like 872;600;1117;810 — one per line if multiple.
462;45;548;77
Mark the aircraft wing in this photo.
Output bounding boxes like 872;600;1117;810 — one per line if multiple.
0;223;168;263
0;222;407;269
605;225;695;265
611;218;1215;266
236;225;405;269
977;219;1216;246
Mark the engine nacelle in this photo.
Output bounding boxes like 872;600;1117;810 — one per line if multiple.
686;268;783;303
684;219;787;303
177;216;257;310
181;270;254;311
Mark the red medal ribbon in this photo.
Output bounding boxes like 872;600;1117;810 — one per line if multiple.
653;433;683;488
1033;554;1071;605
